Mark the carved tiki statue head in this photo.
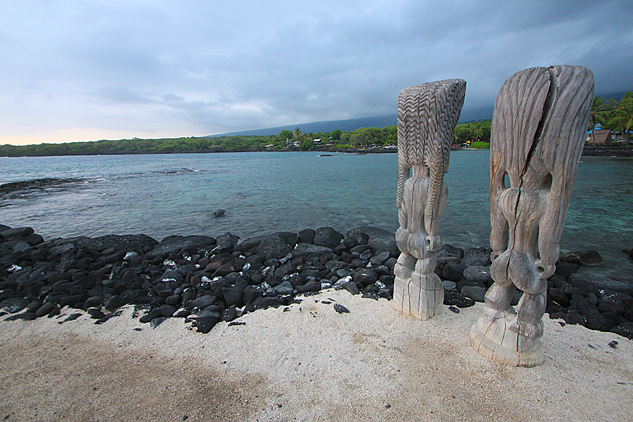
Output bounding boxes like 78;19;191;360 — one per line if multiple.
396;79;466;242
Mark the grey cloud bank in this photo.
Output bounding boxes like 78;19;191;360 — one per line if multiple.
1;0;631;144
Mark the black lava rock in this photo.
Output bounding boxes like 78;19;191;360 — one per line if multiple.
1;227;35;239
555;262;580;279
76;234;159;254
158;304;176;317
461;247;492;267
438;244;464;260
222;286;243;307
314;227;344;248
297;280;321;294
610;323;633;339
443;291;475;308
5;312;37;321
254;233;295;260
297;229;315;244
0;297;29;313
461;286;486;302
550;311;586;326
549;288;570;307
340;280;359;295
568;273;633;295
352;268;378;286
347;226;399;256
462;266;492;284
150;317;168;328
442;262;465;282
293;243;334;263
139;308;164;323
104;295;125;312
34;302;58;317
334;304;350;313
221;306;238;322
146;235;215;260
86;308;107;320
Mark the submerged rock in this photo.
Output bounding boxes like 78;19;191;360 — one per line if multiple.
560;250;605;267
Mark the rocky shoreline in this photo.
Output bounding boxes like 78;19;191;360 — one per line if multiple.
582;144;633;157
1;224;632;339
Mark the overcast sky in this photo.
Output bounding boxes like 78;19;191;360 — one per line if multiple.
1;0;632;145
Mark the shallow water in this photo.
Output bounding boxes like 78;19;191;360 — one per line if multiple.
1;151;631;279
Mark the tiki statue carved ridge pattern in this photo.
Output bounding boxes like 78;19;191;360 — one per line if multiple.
393;79;466;320
470;66;594;367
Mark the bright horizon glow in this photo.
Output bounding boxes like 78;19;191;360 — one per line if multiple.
0;129;207;146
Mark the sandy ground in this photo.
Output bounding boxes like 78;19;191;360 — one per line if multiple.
1;289;632;422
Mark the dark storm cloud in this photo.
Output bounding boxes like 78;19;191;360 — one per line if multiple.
0;0;631;143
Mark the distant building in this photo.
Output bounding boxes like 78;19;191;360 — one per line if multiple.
312;139;321;144
265;144;275;148
589;130;612;145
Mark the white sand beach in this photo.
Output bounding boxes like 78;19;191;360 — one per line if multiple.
1;289;631;421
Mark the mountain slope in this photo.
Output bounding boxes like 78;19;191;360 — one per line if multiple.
211;91;625;137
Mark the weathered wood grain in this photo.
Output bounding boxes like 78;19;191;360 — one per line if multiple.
393;79;466;320
470;65;594;367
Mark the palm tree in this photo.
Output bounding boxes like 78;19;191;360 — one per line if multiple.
589;96;609;144
471;121;483;141
293;127;302;139
607;91;633;143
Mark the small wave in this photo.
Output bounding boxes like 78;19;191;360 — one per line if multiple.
110;168;199;180
154;168;197;175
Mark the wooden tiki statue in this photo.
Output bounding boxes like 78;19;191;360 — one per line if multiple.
393;79;466;320
470;66;594;367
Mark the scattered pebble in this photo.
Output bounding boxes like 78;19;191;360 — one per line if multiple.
58;313;82;324
334;304;350;314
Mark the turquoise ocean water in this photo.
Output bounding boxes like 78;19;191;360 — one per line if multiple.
1;151;631;279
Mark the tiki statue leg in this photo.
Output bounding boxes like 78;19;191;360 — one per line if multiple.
470;65;594;366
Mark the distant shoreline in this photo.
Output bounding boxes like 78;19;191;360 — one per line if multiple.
1;144;632;158
581;145;633;157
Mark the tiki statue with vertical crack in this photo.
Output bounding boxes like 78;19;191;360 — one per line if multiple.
470;66;594;367
393;79;466;320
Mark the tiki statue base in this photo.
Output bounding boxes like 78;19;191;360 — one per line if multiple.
469;307;544;367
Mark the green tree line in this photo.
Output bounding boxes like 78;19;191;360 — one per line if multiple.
0;122;479;156
0;126;401;156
